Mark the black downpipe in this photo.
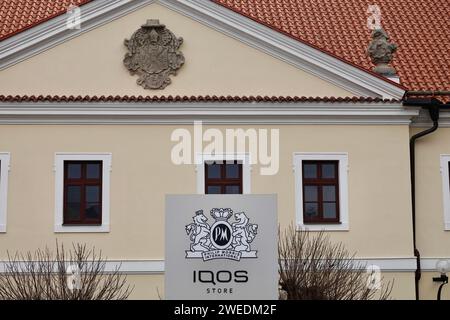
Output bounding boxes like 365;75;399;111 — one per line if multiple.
409;105;440;300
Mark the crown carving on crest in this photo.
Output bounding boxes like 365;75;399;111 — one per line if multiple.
142;19;165;29
210;208;233;221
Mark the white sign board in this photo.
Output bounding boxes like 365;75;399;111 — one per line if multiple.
165;195;278;300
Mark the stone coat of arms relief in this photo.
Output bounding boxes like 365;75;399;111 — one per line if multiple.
123;19;185;90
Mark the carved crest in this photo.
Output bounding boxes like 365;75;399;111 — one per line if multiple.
124;19;185;90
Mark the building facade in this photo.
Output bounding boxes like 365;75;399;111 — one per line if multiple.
0;0;449;299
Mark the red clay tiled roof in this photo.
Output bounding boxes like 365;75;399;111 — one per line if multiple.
0;0;92;41
0;0;448;92
0;95;400;103
213;0;450;91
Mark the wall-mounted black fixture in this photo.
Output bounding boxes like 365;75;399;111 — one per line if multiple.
433;260;449;300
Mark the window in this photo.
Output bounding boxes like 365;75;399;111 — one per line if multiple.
294;153;349;231
0;153;10;233
205;160;243;194
439;155;450;230
55;153;111;233
196;154;251;194
64;161;102;225
302;160;339;223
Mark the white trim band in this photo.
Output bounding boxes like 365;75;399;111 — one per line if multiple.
0;258;434;273
0;259;165;275
0;102;417;125
412;110;450;128
2;258;448;273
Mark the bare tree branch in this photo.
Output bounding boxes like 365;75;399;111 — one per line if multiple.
278;225;393;300
0;242;134;300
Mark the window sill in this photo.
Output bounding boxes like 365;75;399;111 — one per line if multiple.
445;222;450;231
297;222;349;231
54;224;110;233
62;223;102;226
303;221;341;224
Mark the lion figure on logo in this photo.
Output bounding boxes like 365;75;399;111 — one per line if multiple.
185;210;211;252
232;212;258;252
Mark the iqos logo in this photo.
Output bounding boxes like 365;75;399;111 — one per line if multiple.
193;270;248;285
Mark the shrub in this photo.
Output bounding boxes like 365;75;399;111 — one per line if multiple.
278;225;393;300
0;242;133;300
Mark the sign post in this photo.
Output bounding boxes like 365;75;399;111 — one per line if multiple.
165;194;278;300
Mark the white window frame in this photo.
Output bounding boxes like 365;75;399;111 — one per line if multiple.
54;153;112;233
293;152;349;231
0;153;11;233
195;153;251;194
440;155;450;230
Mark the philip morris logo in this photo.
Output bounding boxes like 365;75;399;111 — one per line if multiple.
185;208;258;261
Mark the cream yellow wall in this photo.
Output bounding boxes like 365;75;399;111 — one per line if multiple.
126;274;164;300
0;3;352;97
125;272;416;300
111;272;414;300
0;124;412;259
383;272;415;300
413;128;450;257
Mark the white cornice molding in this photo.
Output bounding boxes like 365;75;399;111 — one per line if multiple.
0;0;405;99
421;258;450;272
159;0;405;99
0;101;417;125
411;109;450;128
0;0;156;70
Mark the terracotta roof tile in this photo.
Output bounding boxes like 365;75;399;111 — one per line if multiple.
0;0;448;92
213;0;450;91
0;0;92;41
0;95;400;103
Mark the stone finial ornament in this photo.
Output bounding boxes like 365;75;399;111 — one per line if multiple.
124;19;185;90
367;28;397;76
